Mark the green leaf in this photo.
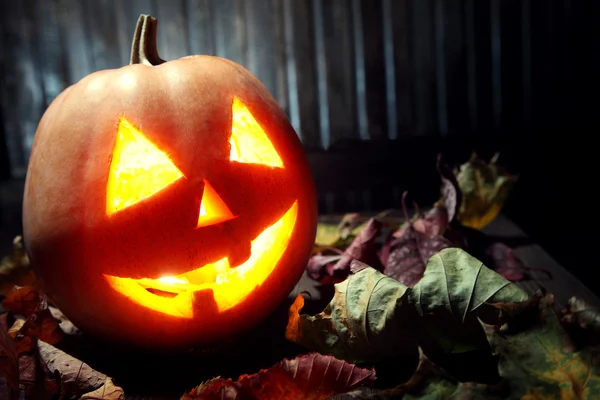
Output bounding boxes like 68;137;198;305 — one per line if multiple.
286;264;416;363
409;248;528;354
480;293;600;399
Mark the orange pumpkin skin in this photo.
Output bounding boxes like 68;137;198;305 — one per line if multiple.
22;16;317;349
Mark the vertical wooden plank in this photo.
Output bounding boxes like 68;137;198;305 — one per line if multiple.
359;0;388;140
289;0;320;149
433;0;448;136
390;0;413;136
312;0;330;149
499;0;524;132
442;0;470;135
351;0;367;141
490;0;502;132
282;0;301;135
465;0;478;131
521;0;532;126
411;0;437;135
381;0;397;139
0;1;28;177
245;0;281;105
186;0;216;56
82;0;124;70
530;0;560;129
0;0;45;176
155;0;190;61
32;0;69;108
321;0;357;146
271;0;289;113
56;0;95;84
212;0;247;67
472;0;493;133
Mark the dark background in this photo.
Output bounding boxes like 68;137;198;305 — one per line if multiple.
0;0;597;294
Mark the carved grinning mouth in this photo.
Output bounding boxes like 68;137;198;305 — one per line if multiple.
103;201;298;318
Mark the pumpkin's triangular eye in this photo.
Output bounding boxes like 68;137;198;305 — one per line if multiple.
197;180;236;227
106;118;184;215
229;97;284;168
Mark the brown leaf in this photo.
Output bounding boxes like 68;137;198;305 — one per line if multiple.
0;236;36;295
38;340;124;398
412;206;449;237
181;353;376;400
308;219;383;284
19;301;63;346
2;286;41;317
0;314;19;400
436;154;462;224
80;378;125;400
562;297;600;346
455;153;518;230
485;242;526;281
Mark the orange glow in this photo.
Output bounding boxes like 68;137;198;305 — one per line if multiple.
103;201;298;318
107;118;184;214
229;97;284;168
197;180;236;228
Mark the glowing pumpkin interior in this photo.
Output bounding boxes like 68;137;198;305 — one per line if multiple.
103;97;297;318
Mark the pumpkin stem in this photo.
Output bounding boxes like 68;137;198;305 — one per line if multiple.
130;14;165;66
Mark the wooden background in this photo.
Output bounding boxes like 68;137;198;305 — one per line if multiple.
2;0;596;175
1;1;599;292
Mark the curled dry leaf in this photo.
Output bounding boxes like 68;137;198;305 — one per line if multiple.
38;340;125;399
0;313;19;400
562;297;600;345
455;153;518;230
0;236;36;295
287;268;415;363
382;193;454;287
409;248;528;354
2;286;41;317
17;298;63;346
435;154;462;224
480;293;600;399
308;219;384;284
181;353;375;400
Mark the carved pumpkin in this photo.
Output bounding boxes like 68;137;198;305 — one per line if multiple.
22;15;317;348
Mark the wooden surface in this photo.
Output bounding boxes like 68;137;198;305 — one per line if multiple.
291;213;600;309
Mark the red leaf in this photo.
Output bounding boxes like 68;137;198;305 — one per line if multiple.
2;286;40;317
0;314;18;400
382;193;454;286
307;219;383;284
182;353;376;400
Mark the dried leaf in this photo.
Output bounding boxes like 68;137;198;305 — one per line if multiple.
480;293;600;398
38;340;124;398
409;248;528;354
286;268;415;362
2;286;41;317
455;153;518;230
436;154;462;224
562;297;600;346
80;378;125;400
0;313;18;400
18;300;63;346
382;228;454;287
411;206;449;237
382;193;454;287
308;219;384;284
0;236;36;295
181;353;375;400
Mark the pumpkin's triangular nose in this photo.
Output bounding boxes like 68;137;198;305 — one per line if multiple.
197;180;236;228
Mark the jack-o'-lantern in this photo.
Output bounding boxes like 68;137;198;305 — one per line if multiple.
22;15;317;348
